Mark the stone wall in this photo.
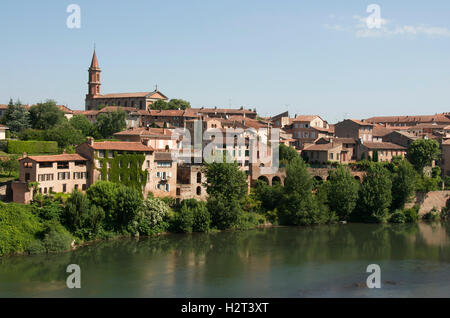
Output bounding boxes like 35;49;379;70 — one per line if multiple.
406;191;450;215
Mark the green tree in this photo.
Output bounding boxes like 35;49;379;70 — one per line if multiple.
29;100;65;130
203;161;248;202
354;164;392;223
0;155;19;176
69;115;95;136
326;166;360;221
131;197;171;235
407;139;441;174
279;143;299;164
1;99;30;134
45;122;85;148
94;110;126;139
372;150;379;162
114;185;143;232
391;160;418;210
150;100;169;110
86;181;120;229
167;99;191;110
284;156;313;197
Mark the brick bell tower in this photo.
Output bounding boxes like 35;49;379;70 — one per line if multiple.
85;49;101;110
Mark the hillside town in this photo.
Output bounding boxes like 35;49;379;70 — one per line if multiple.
1;50;450;206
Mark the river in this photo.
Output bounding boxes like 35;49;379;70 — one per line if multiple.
1;222;450;297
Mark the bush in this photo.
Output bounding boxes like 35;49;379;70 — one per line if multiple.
237;212;266;230
131;197;171;236
0;202;42;256
40;220;73;253
403;207;419;223
7;140;58;154
172;199;211;233
422;208;441;221
173;203;194;233
389;210;406;223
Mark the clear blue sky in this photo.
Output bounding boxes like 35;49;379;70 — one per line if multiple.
1;0;450;123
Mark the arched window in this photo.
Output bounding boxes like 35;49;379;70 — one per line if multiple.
196;186;201;195
196;172;201;183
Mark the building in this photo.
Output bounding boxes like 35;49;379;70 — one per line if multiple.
302;142;349;165
114;127;177;150
291;115;331;148
84;50;168;110
365;113;450;128
357;141;407;161
12;153;89;204
335;119;374;142
383;130;418;148
0;124;9;140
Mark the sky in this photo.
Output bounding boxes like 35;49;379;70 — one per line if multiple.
1;0;450;123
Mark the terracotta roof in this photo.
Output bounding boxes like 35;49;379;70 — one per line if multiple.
114;127;172;137
23;154;88;162
154;152;173;161
373;125;393;137
303;143;342;151
333;137;357;144
57;105;73;114
193;107;256;115
87;141;154;152
292;115;321;122
93;90;168;100
149;109;185;117
348;119;374;126
0;124;9;129
0;104;8;109
365;113;450;124
360;142;406;150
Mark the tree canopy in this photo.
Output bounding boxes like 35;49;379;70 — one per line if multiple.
407;139;441;174
29;100;65;130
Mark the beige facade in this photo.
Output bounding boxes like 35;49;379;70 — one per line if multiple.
357;142;407;161
335;119;374;142
442;140;450;177
12;154;88;204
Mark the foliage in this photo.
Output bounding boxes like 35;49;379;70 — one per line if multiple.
7;140;58;154
415;175;440;192
236;212;266;230
253;180;284;213
207;194;244;230
45;122;85;148
279;143;299;164
69;114;95;136
372;150;379;162
325;166;360;221
407;139;441;174
131;197;171;235
422;208;441;221
0;202;42;256
39;220;73;253
114;185;143;232
94;110;126;139
0;155;19;176
97;151;148;191
404;207;419;223
354;164;392;223
86;181;120;229
0;99;30;134
203;160;248;201
173;203;194;233
150;99;191;110
172;199;211;233
389;210;406;223
32;196;64;221
29;100;65;130
391;160;418;210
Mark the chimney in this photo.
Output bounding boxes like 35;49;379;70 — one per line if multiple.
86;137;94;146
22;152;27;159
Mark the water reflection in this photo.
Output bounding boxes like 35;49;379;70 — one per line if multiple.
1;222;450;297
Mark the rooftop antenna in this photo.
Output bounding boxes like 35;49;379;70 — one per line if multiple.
155;84;158;91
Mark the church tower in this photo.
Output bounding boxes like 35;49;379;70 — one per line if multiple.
85;49;101;110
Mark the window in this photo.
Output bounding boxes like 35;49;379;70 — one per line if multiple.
165;184;170;192
82;184;86;191
39;162;53;168
75;185;79;190
57;162;69;169
25;173;30;181
63;184;67;192
197;172;202;183
24;162;33;168
157;161;171;168
147;160;150;168
196;186;201;195
98;150;105;158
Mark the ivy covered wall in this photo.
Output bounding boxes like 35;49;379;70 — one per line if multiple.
96;150;149;190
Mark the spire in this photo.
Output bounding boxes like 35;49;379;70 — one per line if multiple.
90;49;99;69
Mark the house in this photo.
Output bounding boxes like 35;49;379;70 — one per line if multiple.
302;142;350;165
114;127;176;150
365;113;450;128
383;130;418;148
335;119;375;142
291;115;331;148
0;124;9;140
357;141;407;161
12;153;89;204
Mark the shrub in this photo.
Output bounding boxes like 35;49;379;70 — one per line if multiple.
0;202;42;256
40;220;73;253
403;207;419;223
422;208;440;221
7;140;58;154
237;212;266;230
131;197;171;236
389;210;406;223
173;203;194;233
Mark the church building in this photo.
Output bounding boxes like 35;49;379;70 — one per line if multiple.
85;50;168;110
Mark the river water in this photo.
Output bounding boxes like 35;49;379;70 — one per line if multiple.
1;222;450;297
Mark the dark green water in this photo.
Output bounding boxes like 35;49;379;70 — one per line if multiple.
1;222;450;297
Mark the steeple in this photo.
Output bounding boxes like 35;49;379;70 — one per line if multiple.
90;49;99;69
88;48;101;98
